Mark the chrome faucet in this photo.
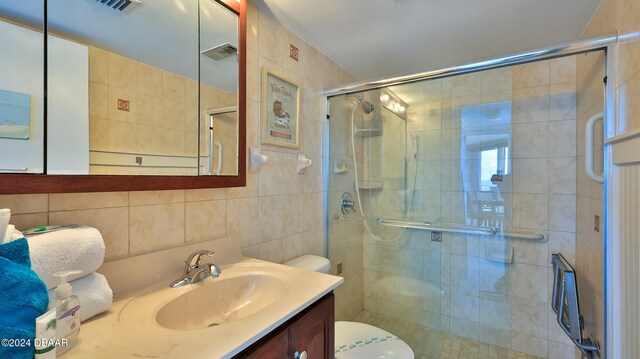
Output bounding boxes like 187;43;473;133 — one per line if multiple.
170;250;222;288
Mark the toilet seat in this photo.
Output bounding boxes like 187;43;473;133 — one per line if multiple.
335;321;414;359
284;255;331;273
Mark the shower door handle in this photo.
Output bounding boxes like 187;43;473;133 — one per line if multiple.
585;112;604;184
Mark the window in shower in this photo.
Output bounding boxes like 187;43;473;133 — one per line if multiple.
480;148;508;191
461;100;512;227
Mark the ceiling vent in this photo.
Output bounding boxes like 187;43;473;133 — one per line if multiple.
95;0;142;13
201;43;238;61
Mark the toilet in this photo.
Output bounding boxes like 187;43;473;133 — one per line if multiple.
284;255;415;359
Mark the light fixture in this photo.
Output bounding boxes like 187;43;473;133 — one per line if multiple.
377;89;409;120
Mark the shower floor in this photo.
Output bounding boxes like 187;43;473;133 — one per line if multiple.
353;311;545;359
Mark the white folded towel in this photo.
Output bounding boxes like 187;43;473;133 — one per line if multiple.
0;209;9;243
2;225;23;244
28;226;106;289
48;272;113;322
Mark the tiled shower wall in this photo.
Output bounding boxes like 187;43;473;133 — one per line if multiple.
576;50;606;353
0;1;355;291
575;0;640;354
327;97;365;321
360;57;578;358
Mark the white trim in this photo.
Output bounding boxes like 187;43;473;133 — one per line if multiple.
611;135;640;165
605;128;640;145
604;43;617;359
606;144;619;359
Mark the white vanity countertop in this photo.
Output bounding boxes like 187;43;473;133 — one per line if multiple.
63;257;343;359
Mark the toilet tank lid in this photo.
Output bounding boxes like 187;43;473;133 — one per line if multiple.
284;255;331;273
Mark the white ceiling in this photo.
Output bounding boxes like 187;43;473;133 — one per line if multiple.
256;0;601;81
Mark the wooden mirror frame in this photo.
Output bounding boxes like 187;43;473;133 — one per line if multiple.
0;0;246;194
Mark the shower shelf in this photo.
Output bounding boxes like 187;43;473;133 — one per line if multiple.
357;180;383;190
354;128;383;137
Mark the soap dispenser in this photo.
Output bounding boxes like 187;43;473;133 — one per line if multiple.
51;270;82;355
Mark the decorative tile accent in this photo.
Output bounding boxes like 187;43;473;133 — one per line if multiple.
289;44;299;61
117;98;130;112
335;334;400;354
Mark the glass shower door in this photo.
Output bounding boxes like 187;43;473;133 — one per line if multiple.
328;55;579;359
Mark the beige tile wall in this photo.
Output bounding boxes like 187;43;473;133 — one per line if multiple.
577;2;640;355
576;50;606;357
357;57;578;359
327;96;366;321
584;0;640;135
577;2;640;357
1;2;355;292
89;48;227;156
88;45;236;175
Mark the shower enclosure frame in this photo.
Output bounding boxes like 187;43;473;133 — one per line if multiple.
325;32;623;359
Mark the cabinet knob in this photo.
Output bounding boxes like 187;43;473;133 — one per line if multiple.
294;350;307;359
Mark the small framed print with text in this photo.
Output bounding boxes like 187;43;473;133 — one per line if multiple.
261;68;300;149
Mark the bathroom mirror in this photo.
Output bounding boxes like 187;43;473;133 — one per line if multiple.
0;0;246;193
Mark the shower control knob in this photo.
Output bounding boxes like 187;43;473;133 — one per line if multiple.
341;192;356;215
294;351;307;359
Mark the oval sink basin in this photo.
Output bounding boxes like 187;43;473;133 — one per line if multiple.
155;274;286;330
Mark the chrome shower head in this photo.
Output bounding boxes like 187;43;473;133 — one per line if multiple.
360;101;374;114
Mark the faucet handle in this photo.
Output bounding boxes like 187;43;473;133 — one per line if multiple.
185;250;215;273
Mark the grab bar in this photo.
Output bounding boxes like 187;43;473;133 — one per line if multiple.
585;112;604;183
375;218;546;241
551;253;600;358
342;216;546;241
503;231;546;241
377;218;498;236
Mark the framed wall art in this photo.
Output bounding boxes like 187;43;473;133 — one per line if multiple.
0;89;30;140
261;68;300;148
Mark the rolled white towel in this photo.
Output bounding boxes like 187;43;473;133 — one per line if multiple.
0;209;9;243
48;272;113;322
27;226;105;289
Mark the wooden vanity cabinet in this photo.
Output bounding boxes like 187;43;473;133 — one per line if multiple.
237;292;335;359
